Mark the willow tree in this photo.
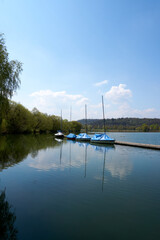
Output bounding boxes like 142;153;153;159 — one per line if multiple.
0;34;22;125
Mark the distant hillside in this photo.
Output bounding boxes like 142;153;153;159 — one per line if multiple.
78;118;160;131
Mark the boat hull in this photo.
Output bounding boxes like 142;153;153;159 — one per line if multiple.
55;135;64;139
54;132;64;139
66;133;76;140
76;138;91;142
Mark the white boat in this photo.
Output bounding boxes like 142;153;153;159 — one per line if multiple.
55;131;64;139
54;110;64;139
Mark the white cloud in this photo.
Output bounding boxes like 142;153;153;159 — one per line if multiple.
29;89;89;119
94;80;108;87
30;90;83;100
26;85;160;120
105;84;132;104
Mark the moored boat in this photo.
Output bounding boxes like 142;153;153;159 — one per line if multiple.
76;133;91;141
91;96;115;144
55;130;64;139
76;105;91;141
91;133;115;144
66;107;76;140
54;110;64;139
66;133;76;140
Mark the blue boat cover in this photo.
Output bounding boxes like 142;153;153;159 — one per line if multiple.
66;133;76;139
76;133;91;140
91;133;114;142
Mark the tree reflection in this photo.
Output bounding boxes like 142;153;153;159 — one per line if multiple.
0;190;17;240
0;134;59;171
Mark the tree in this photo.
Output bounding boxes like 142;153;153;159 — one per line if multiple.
0;33;22;125
141;123;149;132
70;121;82;133
7;102;34;133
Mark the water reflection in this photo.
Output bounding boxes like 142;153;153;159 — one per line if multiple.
28;140;87;171
102;148;106;192
0;189;17;240
105;149;133;179
0;134;133;181
92;144;133;182
92;144;115;191
0;134;59;171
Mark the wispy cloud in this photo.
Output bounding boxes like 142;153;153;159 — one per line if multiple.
94;80;108;87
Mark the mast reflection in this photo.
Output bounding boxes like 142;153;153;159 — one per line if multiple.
92;144;115;191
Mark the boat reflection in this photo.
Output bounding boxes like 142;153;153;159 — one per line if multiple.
91;143;115;152
55;138;63;143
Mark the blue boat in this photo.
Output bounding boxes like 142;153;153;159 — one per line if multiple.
76;133;91;141
91;96;115;144
91;133;115;144
76;104;91;142
66;133;76;140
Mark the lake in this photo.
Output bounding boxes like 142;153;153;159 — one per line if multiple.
0;133;160;240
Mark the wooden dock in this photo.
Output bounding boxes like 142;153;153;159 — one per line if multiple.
115;141;160;150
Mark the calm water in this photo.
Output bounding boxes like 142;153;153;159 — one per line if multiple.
0;133;160;240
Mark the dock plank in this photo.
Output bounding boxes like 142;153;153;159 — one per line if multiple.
115;141;160;150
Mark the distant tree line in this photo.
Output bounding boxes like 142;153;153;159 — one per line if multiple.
0;101;82;134
79;118;160;132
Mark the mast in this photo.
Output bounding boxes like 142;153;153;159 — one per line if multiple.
102;95;106;133
85;104;88;133
60;110;62;131
69;106;72;133
70;106;72;122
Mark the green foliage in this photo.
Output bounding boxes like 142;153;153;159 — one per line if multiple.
0;34;22;124
0;119;7;134
51;115;60;132
32;108;52;133
70;121;82;133
6;102;34;133
0;102;82;134
141;123;149;132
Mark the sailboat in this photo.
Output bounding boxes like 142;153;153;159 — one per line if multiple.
76;104;91;141
66;107;76;140
91;96;115;144
55;110;64;139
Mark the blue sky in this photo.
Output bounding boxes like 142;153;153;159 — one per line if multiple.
0;0;160;120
